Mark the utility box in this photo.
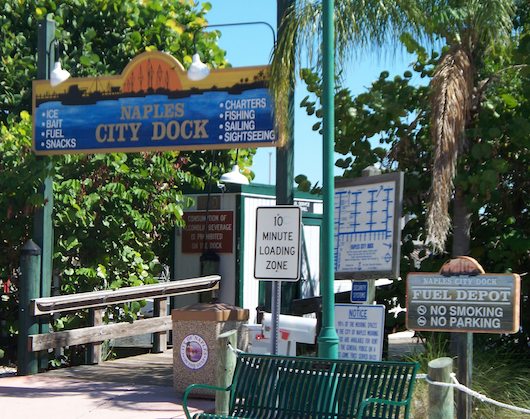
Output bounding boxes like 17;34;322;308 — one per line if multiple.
172;303;249;396
245;313;317;356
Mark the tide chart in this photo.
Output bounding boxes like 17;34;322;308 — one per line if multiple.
334;172;403;279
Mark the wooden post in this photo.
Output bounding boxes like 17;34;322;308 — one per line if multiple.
87;308;104;364
17;240;41;375
215;330;237;415
428;357;454;419
153;297;168;353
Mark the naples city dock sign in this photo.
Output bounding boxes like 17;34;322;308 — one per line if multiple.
33;51;276;155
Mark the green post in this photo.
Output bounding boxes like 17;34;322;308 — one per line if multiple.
317;0;339;358
17;240;42;376
35;14;56;370
428;357;454;419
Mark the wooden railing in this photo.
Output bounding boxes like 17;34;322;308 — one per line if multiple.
27;275;220;364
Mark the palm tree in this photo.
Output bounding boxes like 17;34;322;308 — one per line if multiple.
270;0;516;254
425;0;515;254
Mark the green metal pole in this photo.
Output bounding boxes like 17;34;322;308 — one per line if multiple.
35;14;56;370
317;0;339;358
17;240;42;375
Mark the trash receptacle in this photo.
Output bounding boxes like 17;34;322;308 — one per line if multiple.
172;303;249;396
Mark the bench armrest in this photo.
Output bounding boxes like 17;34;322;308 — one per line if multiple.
182;383;231;419
357;397;412;419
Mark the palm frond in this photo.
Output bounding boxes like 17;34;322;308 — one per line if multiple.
426;46;473;253
270;0;423;145
471;0;515;50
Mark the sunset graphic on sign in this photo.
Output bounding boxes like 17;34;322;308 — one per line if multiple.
121;57;183;93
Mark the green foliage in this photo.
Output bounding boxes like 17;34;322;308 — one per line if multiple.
296;4;530;350
0;0;255;358
408;336;530;418
53;151;199;293
0;0;224;121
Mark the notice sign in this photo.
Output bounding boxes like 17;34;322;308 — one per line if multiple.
406;273;521;333
335;304;385;361
254;206;301;281
181;211;233;253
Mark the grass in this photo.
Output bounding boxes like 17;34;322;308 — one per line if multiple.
404;335;530;418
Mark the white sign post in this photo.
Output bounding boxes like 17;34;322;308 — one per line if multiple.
254;206;301;355
254;206;302;281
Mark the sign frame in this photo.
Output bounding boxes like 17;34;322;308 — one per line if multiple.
254;206;302;281
334;172;404;280
406;273;521;333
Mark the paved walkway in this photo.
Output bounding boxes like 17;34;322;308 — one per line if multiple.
0;350;214;419
1;332;423;419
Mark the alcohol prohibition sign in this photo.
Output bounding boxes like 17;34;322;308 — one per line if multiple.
254;206;301;281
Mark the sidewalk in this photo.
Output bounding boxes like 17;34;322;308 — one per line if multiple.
1;349;215;419
0;370;214;419
1;331;422;418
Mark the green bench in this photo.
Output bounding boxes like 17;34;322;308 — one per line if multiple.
183;352;419;419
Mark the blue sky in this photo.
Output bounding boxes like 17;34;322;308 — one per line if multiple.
201;0;416;185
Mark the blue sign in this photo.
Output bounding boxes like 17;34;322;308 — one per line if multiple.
33;52;277;155
334;172;404;280
350;280;369;303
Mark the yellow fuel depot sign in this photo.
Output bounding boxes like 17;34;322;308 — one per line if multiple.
32;51;276;155
406;273;521;333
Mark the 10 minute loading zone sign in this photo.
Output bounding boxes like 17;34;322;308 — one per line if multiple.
406;273;521;333
254;206;301;281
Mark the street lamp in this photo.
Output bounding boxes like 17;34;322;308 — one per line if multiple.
49;40;71;87
186;21;277;186
186;18;290;354
317;0;339;358
187;52;210;81
219;164;250;185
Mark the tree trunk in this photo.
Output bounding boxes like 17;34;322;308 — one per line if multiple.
452;186;471;256
451;184;473;419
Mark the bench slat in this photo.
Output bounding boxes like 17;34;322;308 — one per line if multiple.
184;353;419;419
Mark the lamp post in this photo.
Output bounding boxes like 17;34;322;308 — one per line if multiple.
187;21;276;81
32;15;71;371
317;0;339;358
33;15;56;371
